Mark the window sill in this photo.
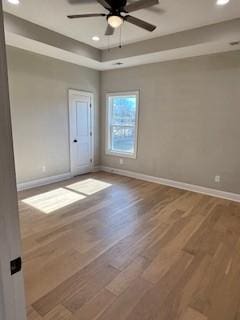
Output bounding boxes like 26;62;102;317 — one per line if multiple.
105;150;137;159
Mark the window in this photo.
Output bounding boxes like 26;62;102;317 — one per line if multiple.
106;91;139;158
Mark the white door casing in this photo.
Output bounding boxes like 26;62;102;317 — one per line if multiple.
0;1;26;319
69;90;94;176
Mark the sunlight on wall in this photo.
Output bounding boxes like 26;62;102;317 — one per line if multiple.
22;188;85;214
67;178;112;195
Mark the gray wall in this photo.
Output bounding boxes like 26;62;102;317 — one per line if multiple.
6;46;240;194
6;46;100;184
101;51;240;194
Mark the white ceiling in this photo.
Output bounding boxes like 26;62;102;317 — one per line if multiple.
3;0;240;49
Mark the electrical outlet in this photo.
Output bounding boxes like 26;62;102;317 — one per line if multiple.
42;165;46;172
215;175;220;183
120;158;124;165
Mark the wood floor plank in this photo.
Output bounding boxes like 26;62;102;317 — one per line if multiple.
24;248;86;305
179;307;207;320
17;172;240;320
153;253;211;320
97;278;152;320
125;251;194;320
32;254;119;316
73;288;116;320
43;305;73;320
106;256;150;296
142;214;207;284
27;306;42;320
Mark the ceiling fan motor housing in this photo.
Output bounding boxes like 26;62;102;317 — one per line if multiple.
109;0;127;11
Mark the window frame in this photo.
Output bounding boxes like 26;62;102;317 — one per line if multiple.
105;91;139;159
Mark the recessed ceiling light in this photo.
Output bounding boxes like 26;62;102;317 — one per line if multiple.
7;0;20;5
216;0;230;6
92;36;100;41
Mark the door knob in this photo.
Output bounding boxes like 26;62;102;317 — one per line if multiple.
73;139;78;143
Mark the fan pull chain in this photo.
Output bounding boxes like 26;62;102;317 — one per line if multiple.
119;25;123;48
108;35;110;51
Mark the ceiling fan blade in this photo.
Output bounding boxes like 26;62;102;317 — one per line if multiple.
125;0;159;13
105;24;115;36
67;0;85;3
67;13;106;18
124;15;156;31
67;0;111;9
96;0;112;10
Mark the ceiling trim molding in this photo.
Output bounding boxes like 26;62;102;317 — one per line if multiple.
4;13;240;71
4;13;101;61
101;18;240;61
5;32;102;70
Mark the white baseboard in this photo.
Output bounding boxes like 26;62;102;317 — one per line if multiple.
17;172;73;191
17;166;101;191
17;166;240;203
100;166;240;203
91;165;101;172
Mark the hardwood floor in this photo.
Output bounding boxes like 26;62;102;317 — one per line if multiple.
18;172;240;320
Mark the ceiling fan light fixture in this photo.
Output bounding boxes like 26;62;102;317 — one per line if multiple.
107;15;123;28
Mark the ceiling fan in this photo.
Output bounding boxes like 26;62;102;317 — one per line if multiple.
67;0;159;36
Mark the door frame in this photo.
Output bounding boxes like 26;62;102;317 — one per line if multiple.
0;1;26;319
68;89;95;176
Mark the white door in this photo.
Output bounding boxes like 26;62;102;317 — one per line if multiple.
0;2;26;320
69;90;93;176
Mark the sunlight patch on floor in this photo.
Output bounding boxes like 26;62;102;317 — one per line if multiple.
67;178;112;195
22;188;86;214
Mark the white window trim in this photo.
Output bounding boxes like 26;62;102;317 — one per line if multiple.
105;91;139;159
